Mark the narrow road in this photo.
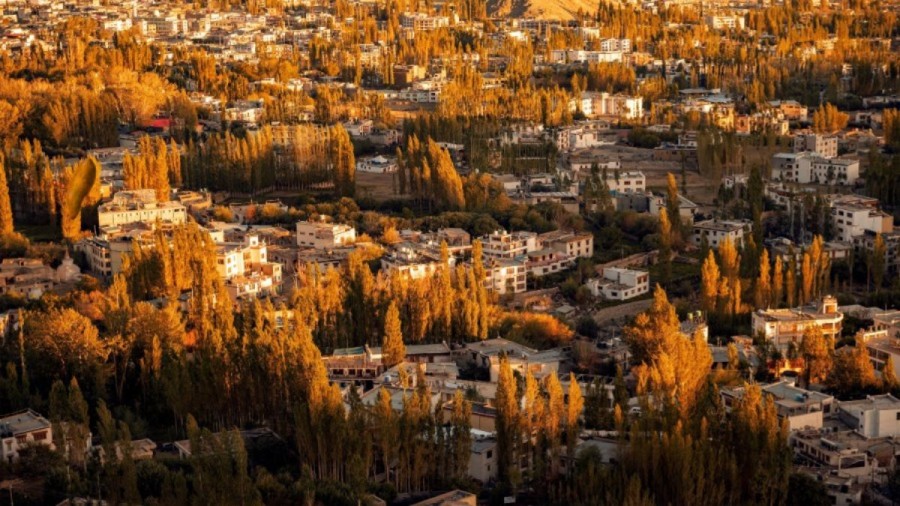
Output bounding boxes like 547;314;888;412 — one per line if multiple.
592;298;653;325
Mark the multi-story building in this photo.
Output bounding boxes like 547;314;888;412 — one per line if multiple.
838;394;900;438
97;189;187;228
296;219;357;249
399;13;449;31
793;133;838;159
705;15;746;30
481;230;538;260
216;235;283;301
0;409;54;463
722;380;834;430
599;38;632;52
691;219;751;248
751;296;843;351
772;152;859;185
603;171;646;194
768;100;809;122
538;230;594;259
524;249;574;277
482;258;527;295
0;257;79;299
381;242;452;280
586;267;650;300
852;231;900;275
831;202;894;243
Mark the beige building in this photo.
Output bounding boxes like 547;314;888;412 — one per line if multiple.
216;235;283;301
97;189;186;228
296;219;357;249
538;230;594;259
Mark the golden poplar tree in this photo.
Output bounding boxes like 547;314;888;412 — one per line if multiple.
883;356;899;393
799;326;832;386
700;250;720;314
0;156;13;235
625;284;681;365
755;248;771;309
786;257;797;308
565;372;584;465
800;251;813;305
382;301;405;368
772;256;784;309
496;355;520;487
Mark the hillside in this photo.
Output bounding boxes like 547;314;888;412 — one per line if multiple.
488;0;599;20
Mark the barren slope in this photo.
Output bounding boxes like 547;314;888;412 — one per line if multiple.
488;0;599;20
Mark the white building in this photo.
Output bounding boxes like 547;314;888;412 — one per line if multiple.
483;258;527;295
831;202;894;243
481;230;538;260
605;171;646;194
586;267;650;300
97;190;187;228
691;219;751;248
296;219;357;249
771;152;860;185
751;296;843;351
381;243;452;280
705;15;746;30
722;380;834;431
584;92;644;120
356;155;397;174
599;38;631;52
793;133;838;159
0;409;54;463
838;394;900;439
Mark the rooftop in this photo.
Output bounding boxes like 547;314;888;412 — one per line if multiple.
0;409;51;437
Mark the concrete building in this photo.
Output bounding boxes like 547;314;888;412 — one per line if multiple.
0;257;78;299
296;219;357;249
838;394;900;438
793;133;838;159
381;242;452;280
215;234;283;301
525;249;574;277
691;219;751;248
751;296;843;351
772;152;859;185
97;189;187;228
0;409;54;463
604;170;646;194
705;14;746;30
722;380;834;430
538;230;594;259
586;267;650;300
483;258;527;295
467;435;498;484
481;230;538;259
831;202;894;243
459;338;563;382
